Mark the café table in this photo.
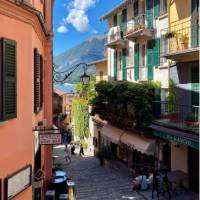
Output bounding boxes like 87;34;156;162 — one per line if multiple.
167;170;188;191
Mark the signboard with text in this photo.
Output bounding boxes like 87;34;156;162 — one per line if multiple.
4;165;32;200
39;133;62;145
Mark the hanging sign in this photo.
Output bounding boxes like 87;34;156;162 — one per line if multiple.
4;165;32;200
39;133;62;145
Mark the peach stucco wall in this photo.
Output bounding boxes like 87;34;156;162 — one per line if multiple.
0;0;53;199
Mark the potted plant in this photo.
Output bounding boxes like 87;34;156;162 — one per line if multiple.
180;34;189;49
168;80;179;122
164;31;175;39
185;112;199;128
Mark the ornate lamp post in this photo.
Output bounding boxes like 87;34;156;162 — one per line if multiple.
53;62;90;84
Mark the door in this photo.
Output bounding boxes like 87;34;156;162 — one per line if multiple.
146;0;153;29
162;144;171;171
188;147;199;193
147;40;154;80
122;48;127;80
122;9;127;32
114;51;118;80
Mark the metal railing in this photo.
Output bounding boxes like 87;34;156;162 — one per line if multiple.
107;26;124;44
127;14;147;33
153;101;199;134
161;20;199;54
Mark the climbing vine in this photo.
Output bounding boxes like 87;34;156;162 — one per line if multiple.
72;98;89;140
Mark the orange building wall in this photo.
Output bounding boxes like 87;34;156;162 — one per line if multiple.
0;0;53;199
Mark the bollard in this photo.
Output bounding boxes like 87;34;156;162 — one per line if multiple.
67;180;76;200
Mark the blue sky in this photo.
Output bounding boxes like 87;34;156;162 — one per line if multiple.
53;0;122;56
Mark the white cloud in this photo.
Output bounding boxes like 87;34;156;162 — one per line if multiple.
62;0;97;32
57;25;68;33
92;29;98;34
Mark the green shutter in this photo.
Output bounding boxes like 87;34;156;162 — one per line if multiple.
122;49;127;80
191;0;199;48
40;55;43;109
154;0;160;18
114;51;117;80
2;38;17;120
114;15;118;27
147;40;154;80
134;44;139;81
146;0;153;29
34;48;40;113
122;9;127;32
153;38;160;67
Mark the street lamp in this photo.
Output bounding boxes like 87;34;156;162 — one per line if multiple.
53;62;90;84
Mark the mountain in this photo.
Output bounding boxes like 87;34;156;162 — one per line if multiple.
54;35;106;83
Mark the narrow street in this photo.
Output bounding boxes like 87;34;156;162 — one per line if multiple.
53;145;145;200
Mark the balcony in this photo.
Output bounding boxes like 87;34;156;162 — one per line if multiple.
153;101;199;135
125;14;154;41
106;26;126;49
139;66;148;82
161;20;199;62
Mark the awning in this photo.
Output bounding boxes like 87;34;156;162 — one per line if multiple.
101;124;124;144
120;132;156;156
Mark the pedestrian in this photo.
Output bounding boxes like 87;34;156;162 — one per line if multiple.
71;144;75;155
65;144;72;163
80;144;84;157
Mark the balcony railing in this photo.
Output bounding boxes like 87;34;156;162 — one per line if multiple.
161;20;199;55
153;101;199;134
107;26;123;44
127;14;146;32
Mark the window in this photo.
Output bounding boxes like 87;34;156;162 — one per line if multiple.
119;51;122;70
99;71;103;81
34;48;44;113
113;15;118;27
0;38;17;121
160;0;167;14
133;0;139;17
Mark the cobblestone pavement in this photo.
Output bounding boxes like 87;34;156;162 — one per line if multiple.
53;145;145;200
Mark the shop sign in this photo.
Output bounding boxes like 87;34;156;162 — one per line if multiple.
154;131;199;149
39;133;62;145
4;165;32;200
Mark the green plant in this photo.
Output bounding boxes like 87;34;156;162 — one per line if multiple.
168;80;179;114
164;31;176;39
185;112;197;122
72;98;89;139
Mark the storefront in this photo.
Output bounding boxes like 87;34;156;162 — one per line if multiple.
100;124;157;172
152;125;199;193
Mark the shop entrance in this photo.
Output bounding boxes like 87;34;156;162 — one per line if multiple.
188;147;199;193
162;143;171;171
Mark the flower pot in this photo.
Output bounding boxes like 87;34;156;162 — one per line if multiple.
169;114;179;123
185;121;199;128
181;42;188;50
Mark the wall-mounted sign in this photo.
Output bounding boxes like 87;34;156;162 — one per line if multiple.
39;133;62;145
154;131;199;150
4;165;32;200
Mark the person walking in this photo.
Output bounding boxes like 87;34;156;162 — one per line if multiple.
65;144;72;163
80;144;84;157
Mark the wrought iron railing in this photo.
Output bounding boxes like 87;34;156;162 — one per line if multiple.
153;101;199;134
107;26;124;44
127;14;147;33
160;20;199;54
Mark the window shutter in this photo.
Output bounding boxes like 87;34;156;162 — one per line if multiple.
134;44;139;81
114;51;117;80
146;0;153;29
122;48;127;80
40;55;43;109
147;40;154;80
122;9;127;32
154;0;160;18
1;38;17;120
114;15;118;27
153;38;160;67
34;48;40;113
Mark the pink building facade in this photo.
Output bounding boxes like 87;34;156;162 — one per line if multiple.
0;0;54;199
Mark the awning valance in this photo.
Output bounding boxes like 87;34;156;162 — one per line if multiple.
120;132;156;156
101;124;124;144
